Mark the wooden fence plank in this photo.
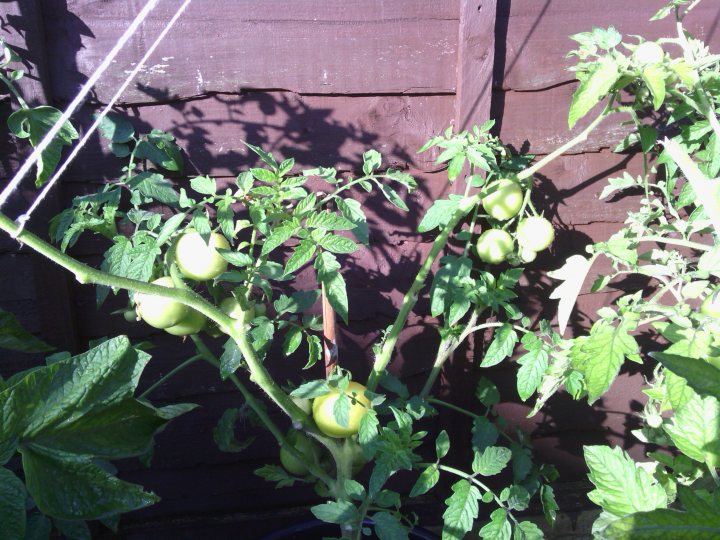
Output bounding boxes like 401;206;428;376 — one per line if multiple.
498;0;720;91
455;0;497;131
45;0;460;103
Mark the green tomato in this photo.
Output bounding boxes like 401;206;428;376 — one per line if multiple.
700;289;720;317
136;277;188;329
165;308;207;336
280;432;316;476
475;229;514;264
123;309;138;323
220;297;256;332
175;230;230;281
291;396;312;415
348;440;367;475
516;216;554;252
482;179;523;221
519;248;537;263
634;42;664;66
312;381;371;438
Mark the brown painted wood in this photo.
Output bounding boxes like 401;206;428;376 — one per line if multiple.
455;0;497;131
498;0;720;91
494;85;634;155
43;93;455;184
45;0;460;103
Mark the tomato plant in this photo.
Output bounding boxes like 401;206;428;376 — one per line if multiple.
481;178;524;221
311;381;371;438
475;228;514;264
174;230;230;281
516;216;554;253
136;276;188;329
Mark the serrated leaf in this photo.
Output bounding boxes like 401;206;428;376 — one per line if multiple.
7;105;79;186
290;380;331;399
642;65;666;110
97;113;134;143
261;223;297;256
282;326;303;356
0;467;26;540
318;234;358;254
418;198;461;233
372;512;409;540
541;484;559;528
472;446;512;476
219;339;243;379
315;252;349;324
652;351;720;402
213;408;255;453
548;255;593;335
378;183;409;211
435;430;450;459
584;445;667;517
410;465;439;497
336;198;369;245
311;500;359;524
478;508;511;540
514;521;543;540
571;321;639;402
516;348;548;401
190;175;217;195
0;308;53;353
284;238;317;275
442;480;480;540
476;378;500;407
363;149;382;174
472;417;499;452
480;323;518;368
568;58;621;128
664;394;720;466
306;211;355;231
332;391;351;428
127;172;180;205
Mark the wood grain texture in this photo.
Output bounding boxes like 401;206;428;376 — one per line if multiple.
498;0;720;91
455;0;496;131
493;85;634;155
48;93;455;184
44;0;460;103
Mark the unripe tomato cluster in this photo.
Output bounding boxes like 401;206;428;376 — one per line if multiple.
130;229;265;338
279;381;371;476
475;178;554;265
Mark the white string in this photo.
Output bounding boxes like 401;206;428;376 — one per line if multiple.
13;0;193;237
0;0;162;211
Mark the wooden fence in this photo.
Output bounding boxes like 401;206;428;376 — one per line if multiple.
1;0;719;537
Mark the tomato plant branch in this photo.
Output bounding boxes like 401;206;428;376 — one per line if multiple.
516;103;617;183
367;193;482;391
638;235;712;252
0;72;28;109
139;354;202;399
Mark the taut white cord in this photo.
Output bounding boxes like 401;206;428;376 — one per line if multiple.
14;0;193;237
0;0;162;210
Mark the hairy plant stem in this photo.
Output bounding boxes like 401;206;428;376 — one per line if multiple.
0;72;28;109
0;212;315;432
139;354;202;399
367;193;481;391
194;335;337;488
639;235;712;252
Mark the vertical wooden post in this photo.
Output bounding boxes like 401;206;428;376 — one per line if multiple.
322;283;338;377
454;0;497;132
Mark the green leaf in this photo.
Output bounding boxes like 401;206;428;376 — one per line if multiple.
570;321;639;403
213;408;255;453
255;464;296;488
261;223;298;256
219;339;243;379
0;467;26;540
311;500;359;524
290;380;331;399
516;347;548;401
480;323;518;368
418;198;461;233
410;465;439;497
363;149;382;174
514;521;543;540
541;484;559;528
568;58;621;128
336;198;370;245
243;142;278;169
53;518;91;540
134;134;182;172
104;235;160;283
284;238;317;275
251;167;277;183
24;515;51;540
0;308;53;353
604;499;720;539
652;352;720;402
318;234;358;254
21;445;159;520
442;480;480;540
97;113;134;143
306;211;355;231
472;446;512;476
218;249;253;268
584;445;667;517
664;394;720;466
472;417;499;452
315;252;349;324
385;169;417;190
333;391;351;428
372;512;409;540
156;213;186;246
378;183;409;211
478;508;511;540
435;430;450;459
190;175;217;196
282;326;303;356
127;172;179;205
475;377;500;407
447;154;466;181
7;105;79;186
642;65;666;110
